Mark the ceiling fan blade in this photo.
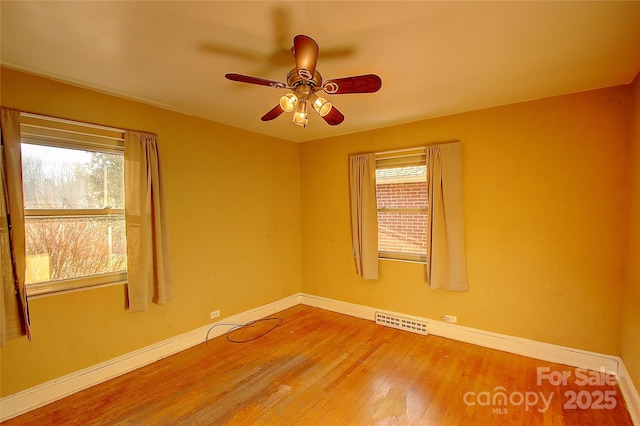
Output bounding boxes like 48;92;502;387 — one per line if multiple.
322;106;345;126
292;35;319;80
225;73;287;89
261;104;285;121
322;74;382;95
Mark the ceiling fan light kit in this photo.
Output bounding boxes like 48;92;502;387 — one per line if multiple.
225;34;382;128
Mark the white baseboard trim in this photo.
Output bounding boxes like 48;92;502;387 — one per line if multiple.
0;293;302;422
618;359;640;425
2;292;638;425
299;292;639;425
299;293;619;371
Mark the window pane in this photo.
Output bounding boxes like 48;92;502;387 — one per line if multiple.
376;166;427;257
21;144;124;209
25;216;127;284
378;211;427;255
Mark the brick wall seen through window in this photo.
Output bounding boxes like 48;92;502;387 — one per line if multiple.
376;164;427;260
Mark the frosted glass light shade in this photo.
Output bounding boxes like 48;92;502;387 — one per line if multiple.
279;93;297;113
310;93;332;117
292;100;308;127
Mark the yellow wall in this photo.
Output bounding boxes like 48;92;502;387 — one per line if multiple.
0;68;301;396
2;66;637;399
621;74;640;391
300;85;631;356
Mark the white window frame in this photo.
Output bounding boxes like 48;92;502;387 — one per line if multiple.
375;147;428;263
19;113;128;297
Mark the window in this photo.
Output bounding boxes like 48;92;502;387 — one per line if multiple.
375;148;427;263
19;113;127;296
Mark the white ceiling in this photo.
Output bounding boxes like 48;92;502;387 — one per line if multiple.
2;1;640;143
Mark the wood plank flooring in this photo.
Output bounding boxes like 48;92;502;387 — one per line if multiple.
3;305;633;425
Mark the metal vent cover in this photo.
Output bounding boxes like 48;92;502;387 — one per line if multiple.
375;312;428;335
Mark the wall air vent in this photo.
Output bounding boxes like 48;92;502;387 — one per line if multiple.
375;312;428;335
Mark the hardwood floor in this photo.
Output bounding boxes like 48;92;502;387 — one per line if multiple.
3;305;633;425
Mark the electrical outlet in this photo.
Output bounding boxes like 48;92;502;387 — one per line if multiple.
440;315;457;324
210;310;220;319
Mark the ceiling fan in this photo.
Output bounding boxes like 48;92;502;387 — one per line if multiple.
225;35;382;127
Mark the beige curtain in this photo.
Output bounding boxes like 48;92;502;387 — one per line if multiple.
124;131;173;312
426;142;468;291
349;153;378;279
0;108;31;343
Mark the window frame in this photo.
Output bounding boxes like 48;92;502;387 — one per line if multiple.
19;113;128;297
375;147;428;264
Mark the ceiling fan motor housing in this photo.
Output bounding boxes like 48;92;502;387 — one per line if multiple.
287;68;322;91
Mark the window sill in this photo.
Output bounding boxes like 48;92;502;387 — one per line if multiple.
27;276;127;299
